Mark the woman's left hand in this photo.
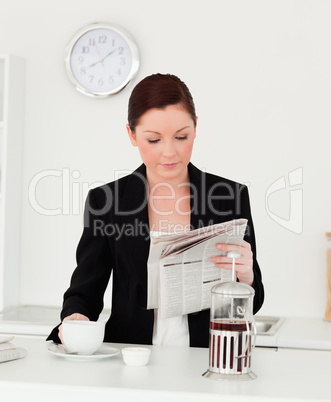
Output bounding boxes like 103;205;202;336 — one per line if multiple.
210;240;254;286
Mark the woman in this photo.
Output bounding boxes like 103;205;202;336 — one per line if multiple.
47;74;264;347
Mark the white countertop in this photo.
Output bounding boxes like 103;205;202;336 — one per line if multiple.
0;336;331;402
277;317;331;350
256;316;331;350
0;306;110;336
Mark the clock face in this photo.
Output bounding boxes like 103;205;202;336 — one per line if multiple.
65;23;139;97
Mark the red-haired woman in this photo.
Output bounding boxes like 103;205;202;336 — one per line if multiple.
48;74;264;347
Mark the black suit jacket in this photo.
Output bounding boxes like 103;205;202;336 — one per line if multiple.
47;163;264;347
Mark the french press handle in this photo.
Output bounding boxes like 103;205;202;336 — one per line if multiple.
235;306;257;359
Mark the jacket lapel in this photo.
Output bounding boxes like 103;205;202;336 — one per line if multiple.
117;164;150;308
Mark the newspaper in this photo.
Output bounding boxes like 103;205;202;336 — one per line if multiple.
147;218;248;319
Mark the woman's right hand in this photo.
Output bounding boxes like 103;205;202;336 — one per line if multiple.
58;313;89;344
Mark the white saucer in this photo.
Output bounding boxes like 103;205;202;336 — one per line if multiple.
48;344;120;361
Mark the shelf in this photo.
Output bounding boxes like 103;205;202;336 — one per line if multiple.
0;54;25;312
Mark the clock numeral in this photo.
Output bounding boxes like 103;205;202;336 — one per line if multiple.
80;67;86;75
82;46;89;54
99;35;107;44
78;56;84;64
120;57;126;66
89;38;95;46
118;47;124;55
89;75;94;83
98;78;104;86
109;76;114;84
117;68;122;75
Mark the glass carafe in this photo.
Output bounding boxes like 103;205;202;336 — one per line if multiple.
203;281;257;381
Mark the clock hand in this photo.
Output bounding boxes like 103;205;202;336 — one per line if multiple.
89;60;101;67
102;47;119;61
95;43;104;68
89;43;105;68
88;48;119;68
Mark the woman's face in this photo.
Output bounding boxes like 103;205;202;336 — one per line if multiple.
127;105;196;183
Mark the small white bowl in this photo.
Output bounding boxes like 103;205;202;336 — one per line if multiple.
122;347;151;366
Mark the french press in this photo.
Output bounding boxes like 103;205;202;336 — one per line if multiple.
203;251;257;381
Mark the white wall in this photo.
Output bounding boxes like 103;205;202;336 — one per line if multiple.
0;0;330;318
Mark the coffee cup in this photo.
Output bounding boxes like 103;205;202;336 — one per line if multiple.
62;320;105;355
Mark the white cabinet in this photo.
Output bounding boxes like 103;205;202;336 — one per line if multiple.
0;54;25;312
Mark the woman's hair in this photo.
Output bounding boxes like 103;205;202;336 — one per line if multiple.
128;73;197;132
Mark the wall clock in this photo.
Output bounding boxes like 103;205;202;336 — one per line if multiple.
65;22;140;98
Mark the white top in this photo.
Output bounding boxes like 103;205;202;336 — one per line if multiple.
150;231;190;347
152;309;189;346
